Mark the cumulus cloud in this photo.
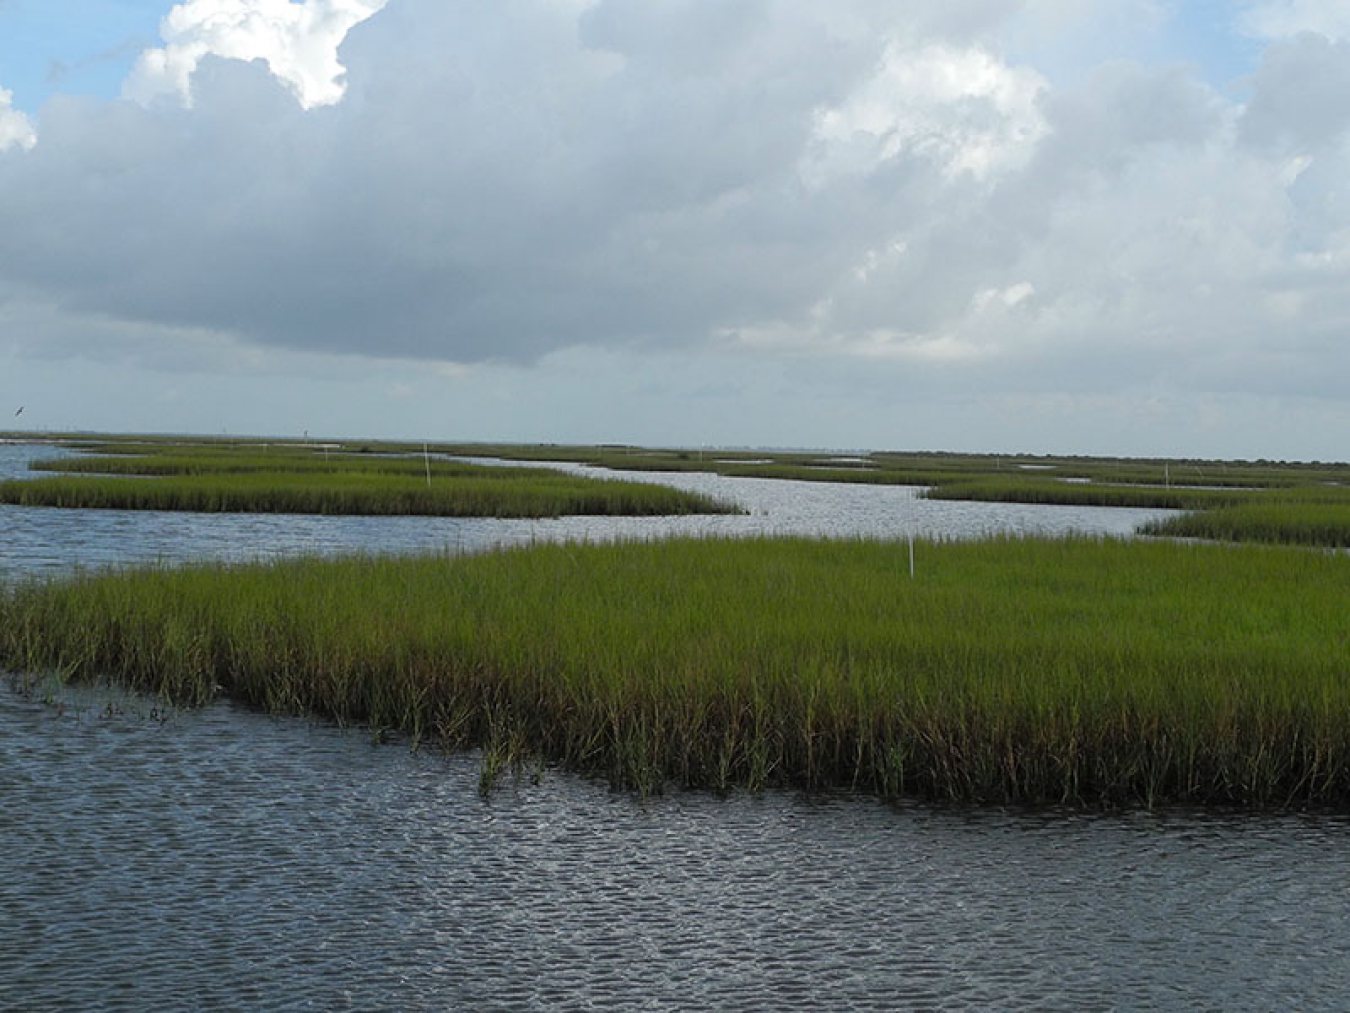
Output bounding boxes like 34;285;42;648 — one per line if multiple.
0;88;36;151
806;43;1047;183
0;0;1348;425
124;0;388;108
4;0;1047;364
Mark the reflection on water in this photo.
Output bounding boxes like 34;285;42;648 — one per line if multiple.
0;444;1176;581
3;680;1349;1011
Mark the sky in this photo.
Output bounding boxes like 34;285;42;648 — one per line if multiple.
1;1;1347;460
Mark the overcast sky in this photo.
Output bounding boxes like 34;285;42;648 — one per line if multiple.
1;1;1347;459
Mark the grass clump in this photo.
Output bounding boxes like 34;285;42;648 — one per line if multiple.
1139;488;1350;547
3;536;1346;808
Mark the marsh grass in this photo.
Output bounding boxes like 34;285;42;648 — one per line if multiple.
434;442;1350;488
922;477;1350;547
1139;488;1350;547
1;446;737;518
4;536;1345;807
31;447;570;481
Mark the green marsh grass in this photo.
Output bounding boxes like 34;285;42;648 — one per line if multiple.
434;442;1350;489
919;474;1350;548
31;436;1350;519
4;536;1346;807
1;447;737;518
29;434;1350;489
1139;488;1350;547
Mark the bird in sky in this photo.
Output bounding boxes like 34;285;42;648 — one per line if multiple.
14;406;22;417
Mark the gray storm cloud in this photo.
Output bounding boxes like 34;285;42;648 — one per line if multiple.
0;0;1348;404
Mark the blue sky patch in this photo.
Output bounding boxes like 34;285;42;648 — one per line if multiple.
0;0;166;110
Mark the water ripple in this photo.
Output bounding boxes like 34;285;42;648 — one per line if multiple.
3;681;1349;1011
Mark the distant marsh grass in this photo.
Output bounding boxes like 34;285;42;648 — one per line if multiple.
433;442;1350;490
24;436;1350;543
0;446;737;518
405;442;1350;546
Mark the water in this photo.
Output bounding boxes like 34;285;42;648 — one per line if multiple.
4;681;1349;1011
2;442;1347;1009
0;444;1173;581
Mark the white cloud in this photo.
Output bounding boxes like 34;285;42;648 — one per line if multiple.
806;43;1047;183
0;88;36;152
1242;0;1350;41
1;0;1349;458
124;0;388;108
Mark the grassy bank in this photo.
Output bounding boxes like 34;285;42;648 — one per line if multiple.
1;446;736;518
924;478;1350;547
4;536;1346;807
1139;490;1350;547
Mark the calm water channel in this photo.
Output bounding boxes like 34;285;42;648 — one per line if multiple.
2;442;1348;1009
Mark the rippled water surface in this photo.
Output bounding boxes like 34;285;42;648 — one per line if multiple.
4;682;1350;1011
3;442;1348;1009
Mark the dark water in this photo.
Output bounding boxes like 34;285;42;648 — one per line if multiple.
2;443;1348;1009
4;681;1349;1011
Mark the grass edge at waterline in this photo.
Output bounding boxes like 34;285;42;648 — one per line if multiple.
3;535;1346;808
1137;498;1350;547
0;447;740;518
